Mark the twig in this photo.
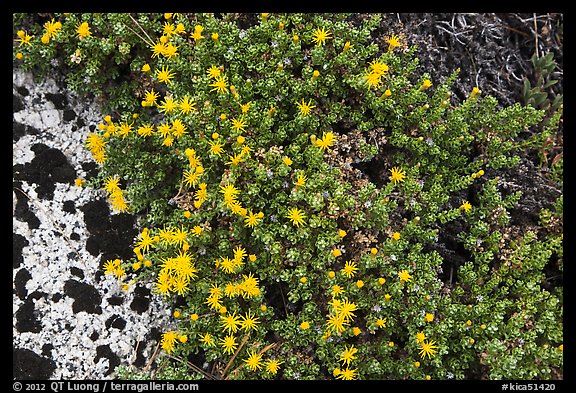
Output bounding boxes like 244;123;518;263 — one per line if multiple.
221;333;250;379
127;14;155;47
227;342;278;379
144;341;161;374
279;283;289;317
169;355;218;380
533;13;540;58
131;340;140;366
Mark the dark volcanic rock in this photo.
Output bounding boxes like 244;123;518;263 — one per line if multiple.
13;348;56;379
13;143;77;200
94;345;120;376
63;279;102;314
15;297;42;333
130;285;151;314
13;233;29;269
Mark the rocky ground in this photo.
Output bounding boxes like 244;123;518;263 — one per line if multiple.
13;69;173;380
12;13;563;380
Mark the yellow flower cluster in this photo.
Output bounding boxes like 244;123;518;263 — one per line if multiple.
325;297;358;335
85;132;107;164
103;258;125;279
334;344;358;380
364;59;389;89
150;26;182;59
41;18;62;44
160;330;188;353
182;148;204;189
313;131;337;151
103;175;129;213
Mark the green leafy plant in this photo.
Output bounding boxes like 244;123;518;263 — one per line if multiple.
13;12;563;381
522;51;563;112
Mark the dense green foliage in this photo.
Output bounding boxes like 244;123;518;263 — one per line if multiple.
14;13;563;380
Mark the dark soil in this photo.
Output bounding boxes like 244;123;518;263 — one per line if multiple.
379;13;563;108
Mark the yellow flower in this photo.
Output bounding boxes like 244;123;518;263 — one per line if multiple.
286;207;306;227
338;229;347;238
157;97;178;114
209;140;224;156
43;19;62;39
369;60;389;76
142;89;159;107
210;75;229;94
294;173;307;187
311;27;333;46
419;340;439;359
245;211;263;228
424;313;434;323
207;65;221;79
422;79;433;90
240;101;251;113
265;359;283;375
341;260;358;279
75;177;85;187
240;311;260;332
331;285;344;297
200;333;215;347
364;71;382;89
416;331;426;343
231;117;247;132
398;270;413;282
376;318;387;329
385;34;401;52
219;335;237;355
315;131;336;151
391;232;401;240
339;345;358;366
296;98;316;116
160;331;178;353
178;95;196;115
300;321;310;330
155;65;175;85
16;30;34;46
191;25;204;42
460;200;472;212
76;21;92;39
389;166;406;184
243;350;263;371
